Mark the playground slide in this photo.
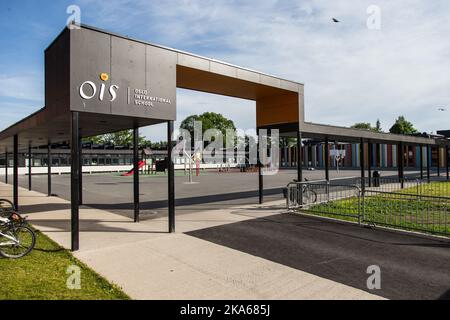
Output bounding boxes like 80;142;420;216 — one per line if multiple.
121;160;146;176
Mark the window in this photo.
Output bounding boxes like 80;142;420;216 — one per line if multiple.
33;158;42;167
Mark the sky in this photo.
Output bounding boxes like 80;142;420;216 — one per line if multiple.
0;0;449;142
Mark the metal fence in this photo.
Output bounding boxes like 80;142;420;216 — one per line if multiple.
286;177;450;237
363;190;450;236
286;180;361;221
356;176;420;193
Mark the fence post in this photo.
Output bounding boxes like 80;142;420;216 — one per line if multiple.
299;182;303;207
416;178;421;200
360;138;365;193
286;184;290;209
327;180;330;202
358;188;362;225
446;145;449;181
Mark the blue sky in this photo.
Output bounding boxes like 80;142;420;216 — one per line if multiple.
1;0;449;141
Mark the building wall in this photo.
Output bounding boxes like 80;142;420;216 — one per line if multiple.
280;143;448;169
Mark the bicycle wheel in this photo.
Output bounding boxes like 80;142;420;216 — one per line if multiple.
303;189;317;204
0;225;36;259
0;199;15;217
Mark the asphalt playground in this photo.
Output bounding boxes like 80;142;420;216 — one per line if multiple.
15;168;416;219
8;168;450;300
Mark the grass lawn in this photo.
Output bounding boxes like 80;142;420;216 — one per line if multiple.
305;181;450;235
0;228;130;300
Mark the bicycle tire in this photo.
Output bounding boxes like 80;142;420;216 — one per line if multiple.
0;225;36;259
0;199;15;216
303;189;318;203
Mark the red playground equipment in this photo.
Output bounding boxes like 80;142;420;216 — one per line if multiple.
121;160;146;176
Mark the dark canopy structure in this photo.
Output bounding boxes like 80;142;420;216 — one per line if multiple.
0;24;447;251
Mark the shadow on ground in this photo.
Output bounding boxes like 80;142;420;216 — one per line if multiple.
186;213;450;300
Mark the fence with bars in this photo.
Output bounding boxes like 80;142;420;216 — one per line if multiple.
286;176;450;237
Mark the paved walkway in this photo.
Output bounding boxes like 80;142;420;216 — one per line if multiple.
0;182;382;300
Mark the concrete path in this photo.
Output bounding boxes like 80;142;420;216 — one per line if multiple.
0;182;382;300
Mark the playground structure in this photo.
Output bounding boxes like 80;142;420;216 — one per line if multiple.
121;160;146;176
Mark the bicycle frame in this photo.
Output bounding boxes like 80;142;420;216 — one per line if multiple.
0;230;19;246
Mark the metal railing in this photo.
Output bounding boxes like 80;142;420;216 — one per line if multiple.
363;190;450;236
356;176;420;194
286;177;450;237
286;180;361;221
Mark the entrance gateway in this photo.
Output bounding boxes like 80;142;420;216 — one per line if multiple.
0;24;442;251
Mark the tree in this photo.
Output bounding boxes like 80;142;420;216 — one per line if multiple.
180;112;236;142
351;123;373;131
350;120;383;133
83;130;150;147
375;119;382;132
389;116;418;135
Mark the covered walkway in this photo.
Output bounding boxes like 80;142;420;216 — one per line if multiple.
0;24;448;253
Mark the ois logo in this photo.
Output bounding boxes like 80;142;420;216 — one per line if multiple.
79;73;119;102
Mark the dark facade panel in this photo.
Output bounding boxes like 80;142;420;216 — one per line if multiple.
70;28;112;114
110;36;146;117
45;29;71;119
145;45;177;120
70;27;177;121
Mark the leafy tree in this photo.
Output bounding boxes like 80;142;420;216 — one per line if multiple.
82;135;103;144
149;141;168;150
180;112;236;138
351;120;383;133
389;116;418;135
180;112;236;149
83;130;150;147
351;123;373;131
375;119;382;132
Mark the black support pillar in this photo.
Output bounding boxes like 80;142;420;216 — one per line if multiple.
13;135;18;211
5;151;8;184
368;142;372;187
47;143;51;196
360;138;365;192
297;131;302;183
167;121;175;233
419;145;424;180
28;145;32;191
79;137;83;205
133;128;140;223
70;112;80;252
398;142;404;188
437;147;441;177
426;145;431;183
324;136;329;181
446;145;449;181
257;130;263;204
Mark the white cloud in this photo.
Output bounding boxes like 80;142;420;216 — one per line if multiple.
0;101;39;131
0;74;44;102
76;0;450;138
